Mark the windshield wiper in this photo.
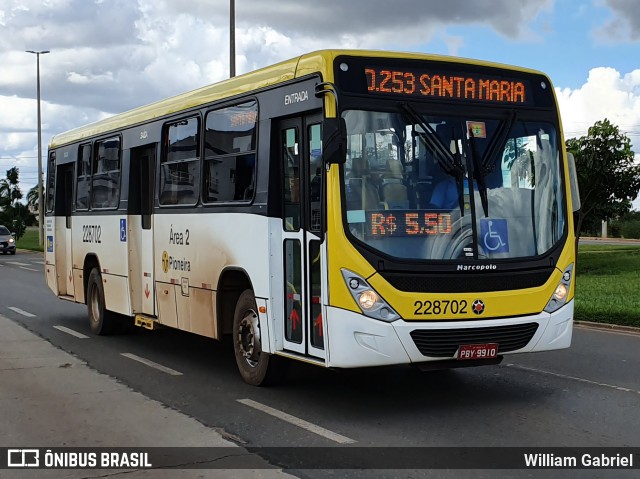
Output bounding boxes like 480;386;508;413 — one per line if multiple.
467;112;518;218
468;125;489;217
480;111;517;175
400;104;463;177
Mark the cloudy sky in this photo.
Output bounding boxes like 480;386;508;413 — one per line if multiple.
1;0;639;207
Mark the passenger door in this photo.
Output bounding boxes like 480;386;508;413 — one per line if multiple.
54;162;74;298
128;144;156;316
278;113;326;359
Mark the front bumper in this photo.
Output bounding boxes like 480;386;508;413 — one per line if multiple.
1;243;16;253
325;300;573;368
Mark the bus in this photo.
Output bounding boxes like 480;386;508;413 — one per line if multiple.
45;50;581;385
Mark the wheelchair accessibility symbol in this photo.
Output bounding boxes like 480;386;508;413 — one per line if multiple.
120;219;127;242
480;219;509;253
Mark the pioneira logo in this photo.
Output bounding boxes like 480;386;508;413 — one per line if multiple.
457;264;497;271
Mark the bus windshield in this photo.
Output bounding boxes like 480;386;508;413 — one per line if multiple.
342;108;565;261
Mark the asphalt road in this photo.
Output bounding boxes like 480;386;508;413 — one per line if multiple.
1;250;639;478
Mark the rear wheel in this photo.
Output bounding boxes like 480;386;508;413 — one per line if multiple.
233;289;287;386
86;267;118;335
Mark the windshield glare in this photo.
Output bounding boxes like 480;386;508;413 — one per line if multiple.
342;109;565;261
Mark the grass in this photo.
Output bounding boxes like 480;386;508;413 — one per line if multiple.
15;227;43;252
575;244;640;327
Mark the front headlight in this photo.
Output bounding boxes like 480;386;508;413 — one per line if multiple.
358;290;379;310
8;238;14;244
341;269;400;322
544;264;573;313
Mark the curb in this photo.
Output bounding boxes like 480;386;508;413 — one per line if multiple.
575;320;640;335
579;237;640;244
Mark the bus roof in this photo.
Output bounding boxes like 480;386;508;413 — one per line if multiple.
49;49;548;149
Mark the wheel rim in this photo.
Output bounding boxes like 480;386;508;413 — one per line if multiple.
89;284;100;324
237;309;261;368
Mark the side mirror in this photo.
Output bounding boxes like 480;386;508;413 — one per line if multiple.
567;152;581;213
322;117;347;165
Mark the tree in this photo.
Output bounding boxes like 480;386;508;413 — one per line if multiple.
565;119;640;239
0;167;33;239
27;184;42;213
0;167;23;208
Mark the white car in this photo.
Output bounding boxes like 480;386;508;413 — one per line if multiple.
0;225;16;255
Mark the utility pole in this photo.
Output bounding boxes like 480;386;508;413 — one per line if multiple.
26;50;50;248
230;0;236;77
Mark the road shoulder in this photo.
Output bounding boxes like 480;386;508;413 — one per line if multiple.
0;313;294;478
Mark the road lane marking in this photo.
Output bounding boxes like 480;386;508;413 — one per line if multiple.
237;398;356;444
505;363;640;396
32;261;46;265
7;261;30;266
7;307;36;318
121;353;183;376
53;325;90;339
19;266;39;272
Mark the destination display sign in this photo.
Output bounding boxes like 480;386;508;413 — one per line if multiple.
334;56;555;107
363;67;530;105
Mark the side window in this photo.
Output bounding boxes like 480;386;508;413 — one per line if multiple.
282;127;300;231
160;117;200;206
46;151;56;213
308;123;322;232
91;137;121;209
203;101;257;203
76;143;91;210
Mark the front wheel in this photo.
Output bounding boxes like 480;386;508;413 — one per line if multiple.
233;289;287;386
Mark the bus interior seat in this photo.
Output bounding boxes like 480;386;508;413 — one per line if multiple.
382;160;408;209
349;157;381;210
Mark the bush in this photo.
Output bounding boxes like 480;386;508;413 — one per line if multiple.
621;220;640;239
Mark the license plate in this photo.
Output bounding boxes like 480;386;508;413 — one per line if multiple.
457;343;498;360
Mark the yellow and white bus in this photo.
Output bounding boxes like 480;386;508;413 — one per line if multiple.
45;50;580;385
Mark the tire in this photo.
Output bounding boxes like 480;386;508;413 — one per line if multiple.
10;250;15;255
233;289;287;386
86;267;118;335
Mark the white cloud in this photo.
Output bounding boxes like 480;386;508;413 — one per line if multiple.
555;67;640;151
555;67;640;210
151;0;551;40
595;0;640;41
1;0;553;114
0;94;109;194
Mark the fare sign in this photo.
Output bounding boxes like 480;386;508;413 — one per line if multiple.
367;210;453;238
